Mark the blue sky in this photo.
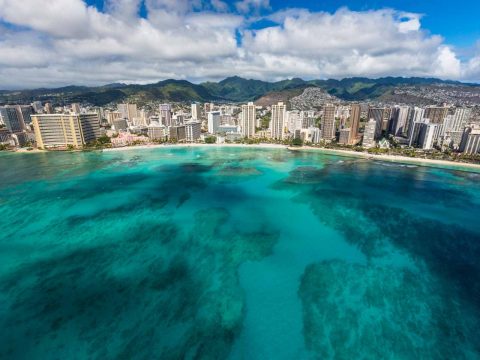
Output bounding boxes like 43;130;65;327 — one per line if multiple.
0;0;479;88
84;0;480;48
289;0;479;47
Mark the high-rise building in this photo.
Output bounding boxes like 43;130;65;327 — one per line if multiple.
169;125;186;142
362;119;377;148
439;115;453;138
147;122;167;141
442;130;465;150
220;105;235;116
418;123;439;150
348;104;361;145
451;107;472;132
270;102;287;140
93;107;105;123
301;127;321;144
382;107;392;132
409;120;425;147
113;119;128;131
241;102;256;138
71;103;81;114
191;103;201;120
220;114;233;126
185;121;202;142
286;111;302;133
32;101;43;113
367;107;385;139
460;127;480;154
106;111;122;125
118;103;138;122
44;103;53;114
173;113;185;126
160;104;172;127
321;105;336;140
204;103;214;114
134;109;149;126
407;107;425;139
338;128;351;145
389;106;410;137
32;113;101;149
17;105;34;126
301;111;316;129
0;106;26;133
424;106;448;124
336;106;350;128
207;111;221;134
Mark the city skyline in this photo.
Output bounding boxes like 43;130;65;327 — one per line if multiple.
1;0;480;89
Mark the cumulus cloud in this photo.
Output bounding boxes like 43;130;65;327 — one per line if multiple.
235;0;270;14
211;0;229;12
242;8;463;79
0;0;477;88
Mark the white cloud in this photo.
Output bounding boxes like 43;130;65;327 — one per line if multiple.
104;0;142;21
0;0;92;38
211;0;229;12
235;0;270;14
0;1;477;88
432;46;462;78
396;12;422;33
242;8;462;79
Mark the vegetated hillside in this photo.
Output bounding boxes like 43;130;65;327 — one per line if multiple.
202;76;308;102
310;76;475;101
202;76;275;102
0;80;217;106
378;84;480;106
289;87;342;110
1;76;479;106
254;86;311;107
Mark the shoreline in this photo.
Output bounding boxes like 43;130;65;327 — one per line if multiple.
101;143;287;152
292;146;480;172
5;143;480;172
102;143;480;172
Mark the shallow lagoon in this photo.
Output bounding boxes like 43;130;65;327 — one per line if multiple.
0;147;479;359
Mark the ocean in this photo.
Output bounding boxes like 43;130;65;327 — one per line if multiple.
0;146;479;359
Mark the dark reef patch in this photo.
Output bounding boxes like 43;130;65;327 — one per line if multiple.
299;260;480;359
0;206;279;359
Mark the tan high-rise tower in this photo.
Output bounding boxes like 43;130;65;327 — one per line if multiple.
321;105;336;140
349;104;361;145
241;102;256;138
32;113;101;149
270;102;286;140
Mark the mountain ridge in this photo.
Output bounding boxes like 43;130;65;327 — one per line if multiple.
0;76;479;106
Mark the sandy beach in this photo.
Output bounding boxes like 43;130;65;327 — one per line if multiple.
294;146;480;171
7;142;479;171
101;143;480;172
12;148;46;153
101;143;287;152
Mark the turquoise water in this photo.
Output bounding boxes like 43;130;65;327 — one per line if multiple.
0;146;480;359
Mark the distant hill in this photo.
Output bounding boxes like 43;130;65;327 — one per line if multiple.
254;85;313;107
0;76;479;106
201;76;308;102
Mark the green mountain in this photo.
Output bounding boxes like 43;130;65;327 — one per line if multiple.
308;77;473;101
0;76;478;106
201;76;308;102
0;80;219;106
